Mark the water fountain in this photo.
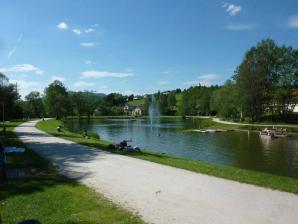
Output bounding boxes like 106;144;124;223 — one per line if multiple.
148;94;160;125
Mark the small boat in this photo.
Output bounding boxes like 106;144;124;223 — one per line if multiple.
259;129;275;139
273;129;288;138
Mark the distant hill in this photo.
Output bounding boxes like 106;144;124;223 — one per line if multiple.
95;93;106;98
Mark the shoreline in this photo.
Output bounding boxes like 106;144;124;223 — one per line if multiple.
36;118;298;195
62;115;298;133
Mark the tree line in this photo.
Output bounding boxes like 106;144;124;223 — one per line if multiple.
141;39;298;122
0;38;297;122
143;90;180;116
0;77;131;120
178;39;298;122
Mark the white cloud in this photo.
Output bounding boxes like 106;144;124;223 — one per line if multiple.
84;60;93;65
157;81;169;85
184;73;219;86
73;81;95;88
35;69;44;75
123;90;135;95
85;28;95;33
223;3;242;16
80;70;134;79
123;90;145;96
57;22;68;30
10;79;44;98
0;64;44;74
225;23;254;30
11;79;41;88
286;15;298;28
51;76;66;82
72;28;81;35
7;47;17;59
80;42;98;47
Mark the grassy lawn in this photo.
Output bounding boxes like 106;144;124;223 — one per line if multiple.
127;93;182;107
127;99;145;105
175;93;182;105
37;119;298;195
0;121;143;224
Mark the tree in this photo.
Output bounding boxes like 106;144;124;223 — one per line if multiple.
84;91;100;119
43;80;68;119
175;88;182;94
178;86;218;116
167;92;177;107
211;80;240;119
234;39;280;121
24;91;44;118
158;94;168;115
0;73;20;120
128;94;134;101
71;91;86;119
275;47;298;121
105;93;125;107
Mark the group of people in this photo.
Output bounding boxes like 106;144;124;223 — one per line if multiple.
109;139;141;152
57;125;89;139
56;125;140;152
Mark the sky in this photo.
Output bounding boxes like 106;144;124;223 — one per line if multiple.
0;0;298;98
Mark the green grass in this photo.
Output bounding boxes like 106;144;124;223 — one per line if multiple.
37;119;298;195
0;121;143;224
127;99;145;105
175;93;182;103
127;93;182;107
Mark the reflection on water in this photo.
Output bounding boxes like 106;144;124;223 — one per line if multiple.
66;118;298;178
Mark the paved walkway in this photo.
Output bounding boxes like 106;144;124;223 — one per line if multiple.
212;117;298;128
15;120;298;224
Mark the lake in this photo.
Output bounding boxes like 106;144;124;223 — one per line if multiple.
66;118;298;178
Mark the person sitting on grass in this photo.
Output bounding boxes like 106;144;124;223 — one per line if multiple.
57;125;62;132
119;140;129;150
0;142;6;179
83;129;89;139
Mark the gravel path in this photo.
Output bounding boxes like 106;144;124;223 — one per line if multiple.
212;117;298;127
15;120;298;224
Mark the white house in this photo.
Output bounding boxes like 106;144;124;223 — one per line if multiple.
123;104;144;116
294;105;298;113
131;107;142;116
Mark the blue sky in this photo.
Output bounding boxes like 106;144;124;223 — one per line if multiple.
0;0;298;97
